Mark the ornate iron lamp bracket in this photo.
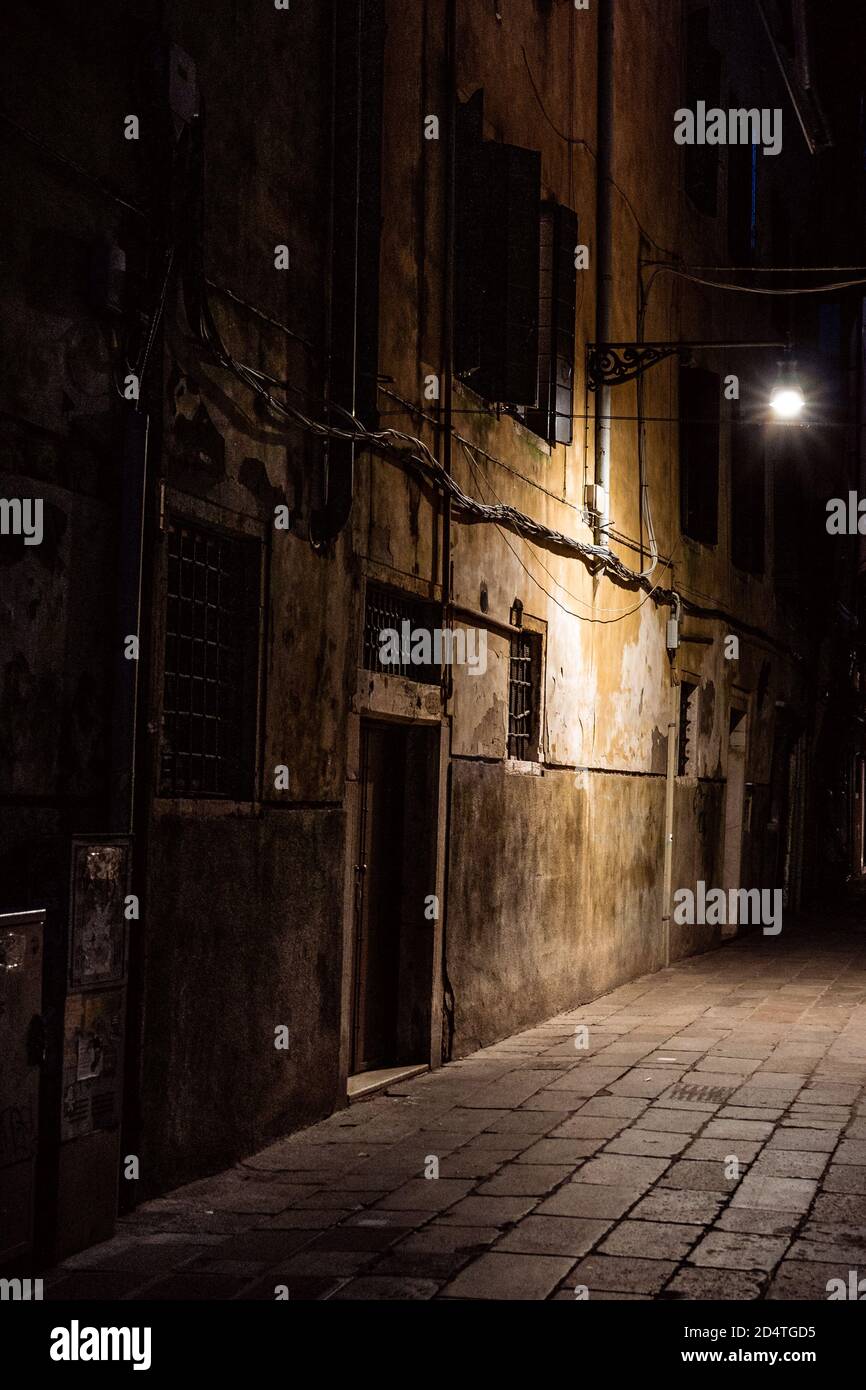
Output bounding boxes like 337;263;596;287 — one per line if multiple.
587;342;683;391
587;340;788;391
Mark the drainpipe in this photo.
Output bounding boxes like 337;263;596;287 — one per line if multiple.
593;0;614;544
110;409;150;837
442;0;456;653
439;0;457;1062
311;0;363;547
661;594;682;967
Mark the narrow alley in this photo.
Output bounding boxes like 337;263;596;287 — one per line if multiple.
45;922;866;1302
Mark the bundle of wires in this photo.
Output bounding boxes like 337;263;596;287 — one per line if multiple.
162;112;680;615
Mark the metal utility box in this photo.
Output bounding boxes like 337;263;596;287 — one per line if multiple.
50;838;131;1262
0;910;45;1267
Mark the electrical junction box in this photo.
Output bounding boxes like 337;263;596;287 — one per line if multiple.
584;482;607;516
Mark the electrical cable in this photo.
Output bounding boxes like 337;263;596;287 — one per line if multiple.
0;110;147;217
135;246;175;386
643;263;866;299
460;439;677;623
204;277;317;355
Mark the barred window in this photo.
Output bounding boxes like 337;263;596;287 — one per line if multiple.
508;631;541;760
362;581;442;686
160;518;259;799
678;681;699;777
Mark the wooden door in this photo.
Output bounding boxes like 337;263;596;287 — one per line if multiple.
351;723;405;1074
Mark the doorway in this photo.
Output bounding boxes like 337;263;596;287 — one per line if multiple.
350;721;439;1077
721;706;748;939
853;756;866;877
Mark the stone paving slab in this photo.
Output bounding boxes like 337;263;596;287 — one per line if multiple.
43;924;866;1301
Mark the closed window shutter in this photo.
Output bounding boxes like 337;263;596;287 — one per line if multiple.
455;93;541;406
482;141;541;405
527;202;577;443
455;91;486;381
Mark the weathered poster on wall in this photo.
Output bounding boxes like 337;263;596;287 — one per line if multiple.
61;989;124;1141
68;839;130;990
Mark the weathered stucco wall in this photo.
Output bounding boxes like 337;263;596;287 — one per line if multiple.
130;0;356;1191
447;762;666;1056
373;0;811;1061
1;0;359;1222
140;809;344;1192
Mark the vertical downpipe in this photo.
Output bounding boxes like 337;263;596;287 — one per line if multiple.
662;671;679;968
594;0;615;543
442;0;455;649
438;0;458;1063
662;596;682;968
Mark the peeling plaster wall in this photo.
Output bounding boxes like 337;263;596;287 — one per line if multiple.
447;762;665;1057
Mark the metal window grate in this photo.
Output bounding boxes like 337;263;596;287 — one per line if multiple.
362;582;441;685
508;632;538;759
678;681;698;777
160;519;258;799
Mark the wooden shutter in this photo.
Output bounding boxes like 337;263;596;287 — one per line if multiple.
527;202;577;443
479;141;541;404
455;93;541;405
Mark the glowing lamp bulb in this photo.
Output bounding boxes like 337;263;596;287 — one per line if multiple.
770;386;805;419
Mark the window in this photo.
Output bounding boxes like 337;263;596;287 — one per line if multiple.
684;8;721;216
731;403;765;574
362;582;442;685
524;201;578;445
773;450;806;586
160;518;260;799
678;680;699;777
455;91;542;405
507;630;542;760
679;365;720;544
727;96;758;264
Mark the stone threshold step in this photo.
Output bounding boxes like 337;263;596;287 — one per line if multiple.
347;1064;430;1104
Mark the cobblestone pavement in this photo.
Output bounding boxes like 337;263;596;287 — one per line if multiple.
46;924;866;1301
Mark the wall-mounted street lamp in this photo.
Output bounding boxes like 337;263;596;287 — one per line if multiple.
769;358;806;418
587;335;804;546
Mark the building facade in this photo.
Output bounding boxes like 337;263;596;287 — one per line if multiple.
2;0;865;1266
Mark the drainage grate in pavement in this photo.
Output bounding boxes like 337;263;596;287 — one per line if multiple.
668;1081;734;1105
